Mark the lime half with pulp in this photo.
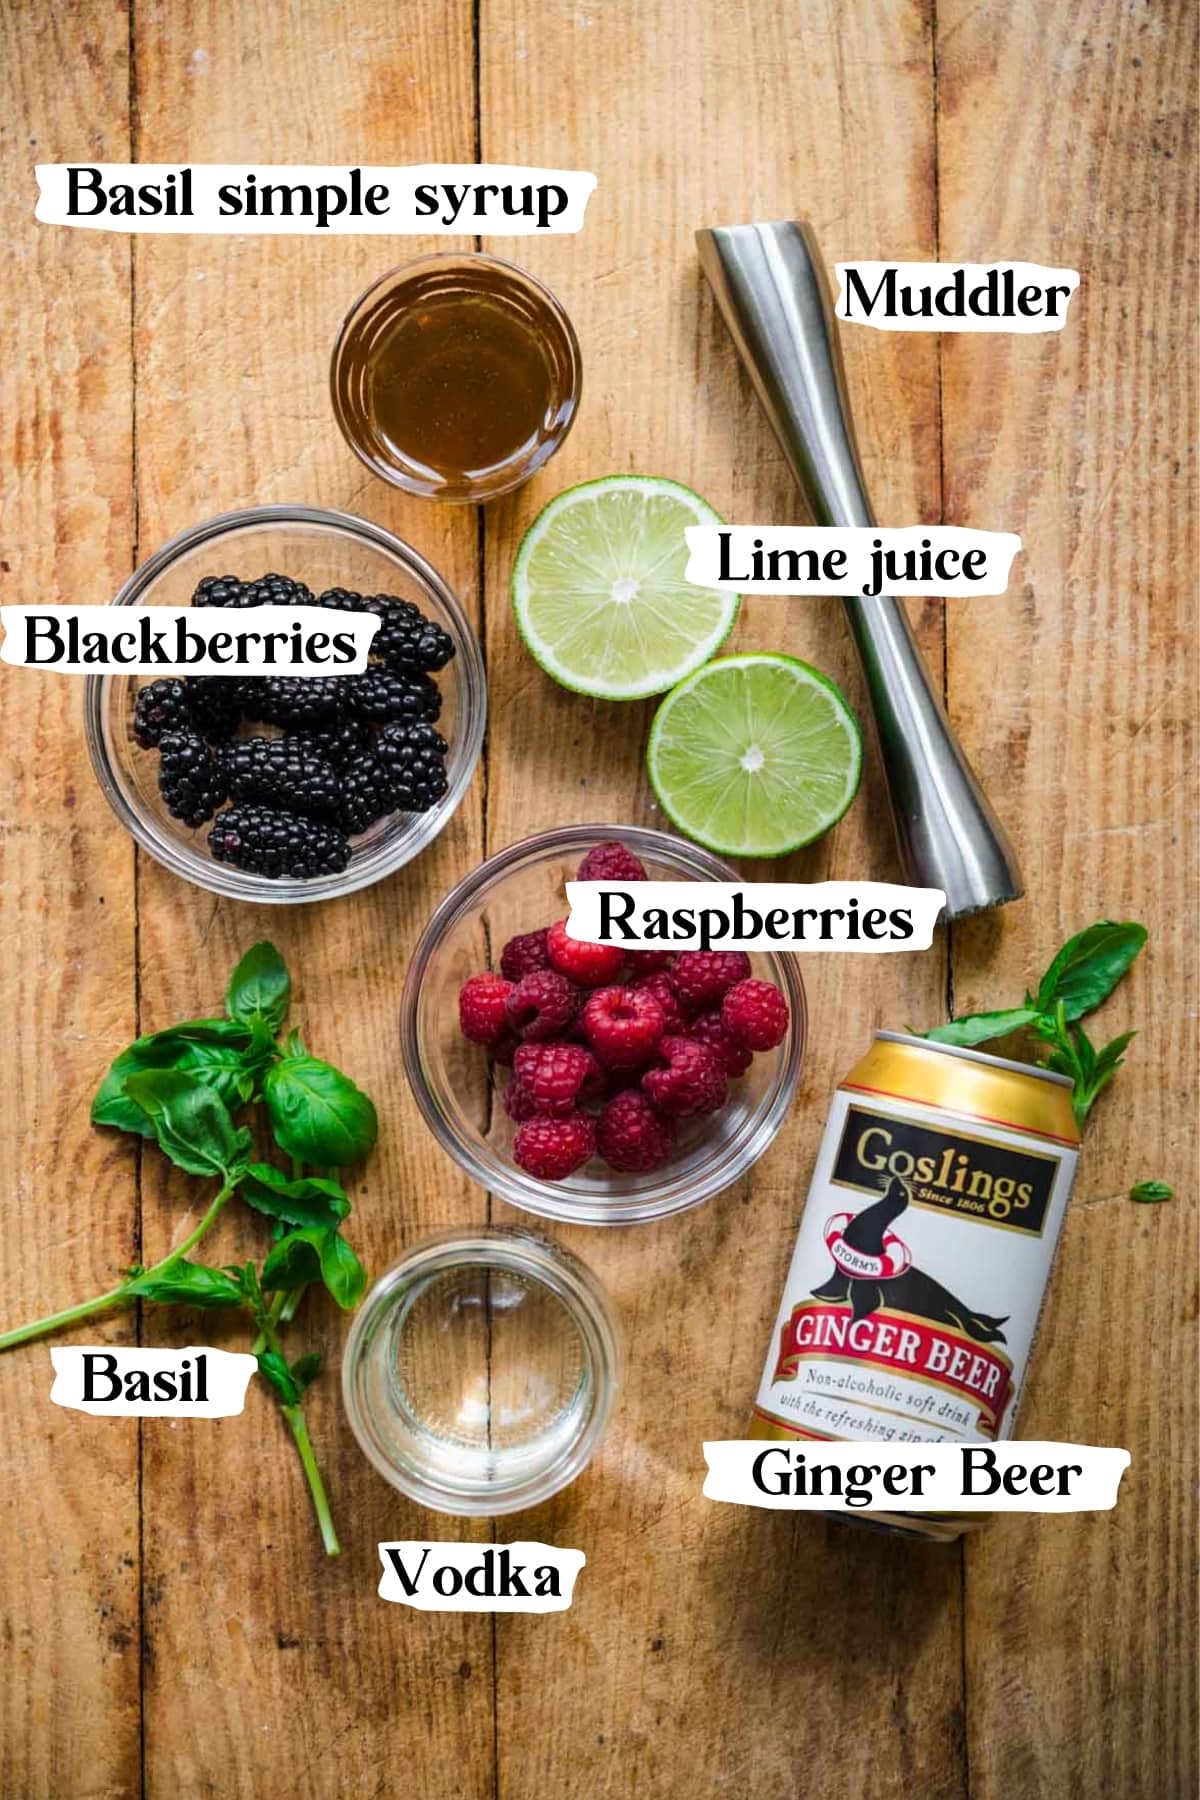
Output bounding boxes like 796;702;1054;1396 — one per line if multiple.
647;652;863;856
511;475;739;700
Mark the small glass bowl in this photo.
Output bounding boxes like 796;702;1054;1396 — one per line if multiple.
400;824;807;1225
330;253;581;503
84;504;486;904
342;1228;620;1516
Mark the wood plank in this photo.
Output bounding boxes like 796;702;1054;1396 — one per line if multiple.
937;2;1198;1795
479;3;964;1795
0;4;140;1797
128;5;494;1796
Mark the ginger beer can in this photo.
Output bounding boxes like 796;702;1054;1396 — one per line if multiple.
750;1031;1080;1541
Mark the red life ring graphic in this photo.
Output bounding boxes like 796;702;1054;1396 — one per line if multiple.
824;1211;912;1281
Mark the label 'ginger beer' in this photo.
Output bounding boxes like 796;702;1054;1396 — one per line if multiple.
751;1032;1081;1541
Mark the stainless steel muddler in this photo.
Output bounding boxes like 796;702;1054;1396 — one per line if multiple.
696;220;1022;919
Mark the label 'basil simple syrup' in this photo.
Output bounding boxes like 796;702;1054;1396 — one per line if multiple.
751;1032;1081;1541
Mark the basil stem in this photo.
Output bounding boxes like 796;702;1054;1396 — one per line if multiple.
0;1178;237;1352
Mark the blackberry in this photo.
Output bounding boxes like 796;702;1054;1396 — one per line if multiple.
374;609;456;674
315;586;377;615
242;572;315;608
337;753;398;835
222;736;341;819
185;676;242;742
191;574;252;609
347;668;442;724
209;804;351;879
133;679;191;748
240;674;345;726
293;713;371;767
376;720;450;812
157;730;228;826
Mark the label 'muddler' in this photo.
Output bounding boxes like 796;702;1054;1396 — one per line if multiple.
751;1032;1080;1538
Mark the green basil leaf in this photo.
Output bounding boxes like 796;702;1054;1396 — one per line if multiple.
1091;1029;1137;1078
92;1019;252;1136
1130;1180;1173;1204
126;1259;245;1308
256;1347;300;1406
1072;1020;1097;1084
263;1055;378;1167
923;1007;1041;1048
1036;921;1147;1020
239;1162;350;1231
225;942;291;1034
318;1231;367;1310
122;1069;251;1179
290;1352;322;1394
261;1228;324;1293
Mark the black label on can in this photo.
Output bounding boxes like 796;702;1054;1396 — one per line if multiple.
831;1104;1059;1235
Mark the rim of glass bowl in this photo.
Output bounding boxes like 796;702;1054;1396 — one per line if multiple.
341;1227;621;1516
329;251;582;503
400;824;807;1226
83;503;487;904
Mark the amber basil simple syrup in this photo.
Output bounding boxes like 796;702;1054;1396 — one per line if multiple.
331;253;581;503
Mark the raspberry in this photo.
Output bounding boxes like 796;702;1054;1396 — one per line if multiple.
499;928;551;982
595;1089;677;1173
513;1041;603;1116
580;985;665;1069
458;972;514;1046
545;918;625;988
687;1009;753;1077
629;970;685;1036
502;1075;540;1123
721;978;790;1051
512;1111;596;1181
576;841;647;882
505;969;580;1042
669;950;752;1013
642;1035;727;1117
624;949;673;976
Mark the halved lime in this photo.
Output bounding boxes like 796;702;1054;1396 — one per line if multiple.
647;653;863;856
511;475;739;700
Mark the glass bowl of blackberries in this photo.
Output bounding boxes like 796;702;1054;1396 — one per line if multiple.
85;505;486;901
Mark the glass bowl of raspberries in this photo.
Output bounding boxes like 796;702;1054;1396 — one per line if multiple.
84;504;486;901
401;826;806;1224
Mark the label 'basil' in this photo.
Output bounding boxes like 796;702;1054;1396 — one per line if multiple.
263;1055;378;1167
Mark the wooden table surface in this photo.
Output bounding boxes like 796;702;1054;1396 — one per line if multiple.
0;2;1194;1796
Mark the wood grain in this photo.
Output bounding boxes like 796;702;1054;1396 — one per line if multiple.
128;4;492;1797
937;3;1198;1796
0;4;141;1797
0;1;1193;1796
479;3;964;1796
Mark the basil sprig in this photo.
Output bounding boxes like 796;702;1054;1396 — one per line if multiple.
1;942;379;1556
923;922;1165;1194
